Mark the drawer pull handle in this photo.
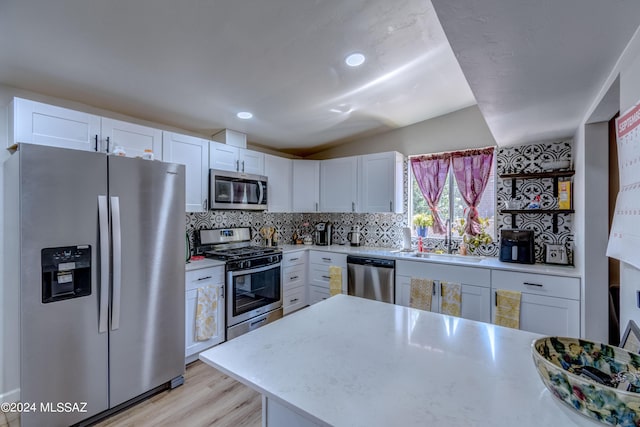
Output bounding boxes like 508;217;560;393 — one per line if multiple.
197;276;212;281
322;257;332;262
322;275;330;279
289;257;299;261
290;298;299;303
524;282;543;287
290;276;299;280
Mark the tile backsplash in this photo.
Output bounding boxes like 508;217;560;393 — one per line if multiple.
187;139;574;263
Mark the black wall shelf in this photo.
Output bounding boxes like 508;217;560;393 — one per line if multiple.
499;209;575;233
499;170;575;198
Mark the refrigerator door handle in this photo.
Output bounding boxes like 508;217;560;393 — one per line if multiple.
98;195;110;333
110;196;122;331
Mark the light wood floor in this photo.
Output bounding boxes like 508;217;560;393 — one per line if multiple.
95;361;262;427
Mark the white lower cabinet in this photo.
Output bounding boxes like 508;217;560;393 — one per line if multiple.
308;251;347;305
282;251;307;315
185;266;225;364
491;270;580;337
395;260;491;323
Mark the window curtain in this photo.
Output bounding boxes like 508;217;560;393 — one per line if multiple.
410;154;450;234
451;147;495;236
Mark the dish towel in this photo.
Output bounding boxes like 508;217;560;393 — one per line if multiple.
329;266;343;296
410;278;434;311
440;282;462;317
195;286;218;341
494;289;522;329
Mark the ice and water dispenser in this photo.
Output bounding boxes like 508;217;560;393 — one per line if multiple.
41;245;92;303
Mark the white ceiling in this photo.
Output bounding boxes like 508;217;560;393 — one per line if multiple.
431;0;640;147
0;0;476;156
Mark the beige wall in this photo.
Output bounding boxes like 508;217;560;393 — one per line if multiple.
306;105;497;159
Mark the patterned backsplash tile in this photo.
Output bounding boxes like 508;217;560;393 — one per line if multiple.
187;140;574;263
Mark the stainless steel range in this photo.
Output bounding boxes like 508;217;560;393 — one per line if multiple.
195;228;283;339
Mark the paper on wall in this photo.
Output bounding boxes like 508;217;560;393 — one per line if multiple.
607;101;640;269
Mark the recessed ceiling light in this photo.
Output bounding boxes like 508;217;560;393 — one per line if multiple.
345;53;365;67
237;111;253;119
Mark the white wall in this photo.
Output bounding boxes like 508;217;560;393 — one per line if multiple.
576;26;640;341
306;105;496;159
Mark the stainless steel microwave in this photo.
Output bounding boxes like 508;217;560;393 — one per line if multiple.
209;169;268;210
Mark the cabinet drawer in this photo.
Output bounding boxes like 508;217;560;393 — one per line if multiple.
283;286;306;315
309;285;330;305
283;265;305;289
491;270;580;300
283;251;306;267
309;265;331;288
309;251;345;266
186;266;225;291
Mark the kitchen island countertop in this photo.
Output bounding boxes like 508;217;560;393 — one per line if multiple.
200;294;597;426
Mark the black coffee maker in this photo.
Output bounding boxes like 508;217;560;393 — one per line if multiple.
315;222;332;246
499;229;535;264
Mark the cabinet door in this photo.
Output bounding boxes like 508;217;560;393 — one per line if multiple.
359;152;403;213
292;160;320;212
283;285;307;315
10;97;101;151
101;118;162;158
460;284;491;323
163;132;209;212
239;149;265;175
185;283;225;361
491;291;580;336
264;154;292;212
396;275;440;311
209;141;239;172
320;157;358;212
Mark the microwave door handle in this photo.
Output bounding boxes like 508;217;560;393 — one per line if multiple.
110;196;122;331
98;195;109;333
258;181;264;204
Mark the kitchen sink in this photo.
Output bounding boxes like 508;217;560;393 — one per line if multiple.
410;252;485;263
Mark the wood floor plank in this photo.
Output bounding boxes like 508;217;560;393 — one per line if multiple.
95;360;261;427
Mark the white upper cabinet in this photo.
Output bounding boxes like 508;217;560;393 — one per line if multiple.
209;141;264;175
320;156;358;212
9;97;101;151
359;152;404;213
292;160;320;212
162;132;209;212
101;118;162;159
264;154;292;212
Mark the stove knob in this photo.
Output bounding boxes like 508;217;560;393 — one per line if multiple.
245;260;251;269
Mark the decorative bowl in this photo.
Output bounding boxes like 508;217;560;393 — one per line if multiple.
532;337;640;426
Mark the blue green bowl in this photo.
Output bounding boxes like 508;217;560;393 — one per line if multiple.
532;337;640;426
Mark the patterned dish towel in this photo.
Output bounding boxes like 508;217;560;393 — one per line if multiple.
195;286;218;341
329;266;342;296
440;282;461;317
494;289;522;329
410;278;433;311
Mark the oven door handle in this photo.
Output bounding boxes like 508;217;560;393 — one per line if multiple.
228;262;280;277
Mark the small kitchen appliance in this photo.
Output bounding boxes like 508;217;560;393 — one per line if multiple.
315;222;332;246
347;226;363;247
499;229;535;264
545;243;569;265
196;227;283;339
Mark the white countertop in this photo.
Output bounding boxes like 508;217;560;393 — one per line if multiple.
185;257;225;272
200;295;596;426
278;244;580;278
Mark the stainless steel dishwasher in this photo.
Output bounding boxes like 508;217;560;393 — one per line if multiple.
347;256;395;303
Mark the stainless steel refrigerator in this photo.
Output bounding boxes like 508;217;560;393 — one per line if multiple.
4;144;185;426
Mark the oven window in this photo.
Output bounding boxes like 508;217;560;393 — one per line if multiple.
232;265;281;316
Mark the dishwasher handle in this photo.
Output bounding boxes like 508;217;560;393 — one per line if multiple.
346;255;395;269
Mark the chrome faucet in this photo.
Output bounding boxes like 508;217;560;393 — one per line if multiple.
444;219;453;254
